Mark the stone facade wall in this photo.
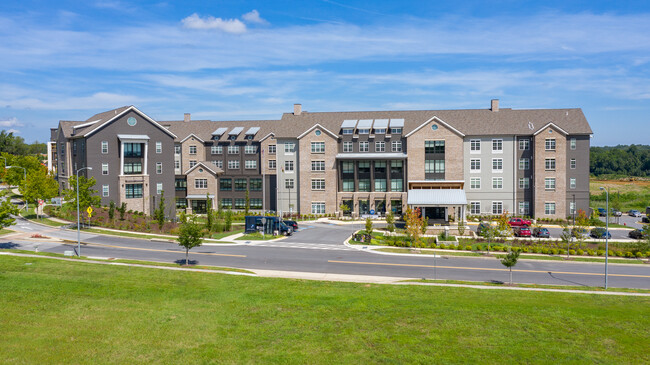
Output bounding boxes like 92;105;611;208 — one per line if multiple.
533;126;567;219
407;118;464;181
180;135;203;173
118;175;150;214
298;128;338;215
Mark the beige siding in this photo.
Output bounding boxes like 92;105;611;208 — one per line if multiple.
533;127;567;219
406;119;464;181
298;129;338;215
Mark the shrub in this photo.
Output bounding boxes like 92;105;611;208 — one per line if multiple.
635;252;643;258
439;243;447;249
542;248;550;254
587;249;595;256
625;252;635;258
465;245;472;251
551;248;559;255
615;251;624;257
569;249;576;255
608;250;615;257
596;250;604;256
576;249;584;256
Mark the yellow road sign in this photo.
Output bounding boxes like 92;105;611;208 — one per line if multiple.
86;206;93;217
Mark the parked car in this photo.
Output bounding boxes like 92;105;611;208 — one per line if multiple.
508;217;532;227
597;208;607;217
590;227;611;239
476;222;492;236
628;210;642;217
532;227;550;238
283;220;298;230
571;227;589;239
279;222;293;236
629;229;644;239
611;209;622;217
642;216;650;224
514;227;532;237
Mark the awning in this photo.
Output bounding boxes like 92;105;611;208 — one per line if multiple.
117;134;150;140
245;127;260;135
373;119;389;129
186;194;215;199
356;119;373;129
407;189;467;206
341;120;357;128
229;127;244;135
389;118;405;128
212;127;228;136
336;153;408;159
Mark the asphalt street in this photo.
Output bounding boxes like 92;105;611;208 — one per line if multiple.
3;218;649;289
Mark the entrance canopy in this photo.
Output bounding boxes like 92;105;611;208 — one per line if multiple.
407;189;467;206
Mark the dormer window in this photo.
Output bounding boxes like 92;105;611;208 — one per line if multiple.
374;128;386;134
229;135;237;140
342;128;354;135
357;129;370;134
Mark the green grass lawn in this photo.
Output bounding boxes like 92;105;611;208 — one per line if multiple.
209;228;244;239
0;228;14;236
0;255;648;363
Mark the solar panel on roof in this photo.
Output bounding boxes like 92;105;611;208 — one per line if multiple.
373;119;389;128
389;119;405;127
212;127;228;135
245;127;260;135
229;127;244;135
356;119;373;129
340;120;357;128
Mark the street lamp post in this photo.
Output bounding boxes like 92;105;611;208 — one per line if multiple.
599;187;609;289
76;166;92;257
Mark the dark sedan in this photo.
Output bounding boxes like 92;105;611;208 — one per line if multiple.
590;228;611;239
629;229;644;239
283;220;298;230
532;227;550;238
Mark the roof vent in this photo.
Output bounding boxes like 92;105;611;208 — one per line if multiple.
184;113;191;123
491;99;499;112
294;104;302;116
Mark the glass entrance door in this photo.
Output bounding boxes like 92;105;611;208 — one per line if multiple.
192;200;207;214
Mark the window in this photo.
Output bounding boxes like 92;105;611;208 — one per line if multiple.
519;178;529;189
176;198;187;209
343;141;353;152
358;128;370;134
390;127;402;134
312;179;325;190
470;177;481;189
311;142;325;153
245;145;256;154
285;179;294;189
189;145;197;155
519;201;530;215
492;139;503;152
125;183;143;199
156;162;162;174
189;160;197;168
60;162;65;174
235;199;246;209
174;160;180;170
470;139;481;153
570;178;576;189
124;162;142;174
195;179;208;189
343;179;355;192
570;158;576;169
250;178;262;191
228;160;239;169
545;138;556;151
269;160;276;169
519;158;529;170
124;143;142;157
156;183;163;194
156;142;162;154
268;145;276;154
425;140;445;154
342;128;354;135
234;179;247;191
101;141;108;154
519;139;530;150
425;160;445;174
284;142;295;153
492;158;503;172
250;199;262;209
102;184;109;197
342;161;354;173
545;178;556;190
211;145;222;154
213;160;223;169
492;201;503;215
358;161;370;174
220;178;232;191
492;177;503;189
284;160;294;172
228;145;239;154
545;202;556;215
102;163;109;175
391;141;402;152
375;141;385;152
545;158;556;171
374;179;386;192
374;161;386;174
470;202;481;215
311;202;325;214
174;145;180;154
358;179;371;192
175;178;187;191
220;198;232;209
390;179;403;192
570;138;576;150
470;158;481;172
359;141;369;152
311;161;325;171
245;160;257;169
375;128;386;134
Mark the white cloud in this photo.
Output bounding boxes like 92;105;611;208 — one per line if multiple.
181;13;247;34
0;117;22;127
242;10;267;24
6;128;20;134
0;92;141;111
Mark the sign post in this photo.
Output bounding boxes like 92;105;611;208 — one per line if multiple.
86;206;93;228
260;217;267;239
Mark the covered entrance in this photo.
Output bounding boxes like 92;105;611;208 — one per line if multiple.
407;181;467;225
186;194;215;214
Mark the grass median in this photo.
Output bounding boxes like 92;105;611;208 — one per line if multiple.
1;255;648;363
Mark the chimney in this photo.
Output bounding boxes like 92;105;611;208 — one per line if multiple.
491;99;499;112
184;113;191;123
293;104;302;116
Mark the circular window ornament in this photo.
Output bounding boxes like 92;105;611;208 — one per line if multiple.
199;168;203;173
549;129;553;134
127;117;137;126
315;130;321;136
431;124;438;131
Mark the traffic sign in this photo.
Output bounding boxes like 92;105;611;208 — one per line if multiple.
86;206;93;217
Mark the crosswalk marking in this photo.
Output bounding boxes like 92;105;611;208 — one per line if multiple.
249;241;355;251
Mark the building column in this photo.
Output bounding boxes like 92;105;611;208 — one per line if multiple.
143;143;148;175
120;142;124;175
46;142;54;172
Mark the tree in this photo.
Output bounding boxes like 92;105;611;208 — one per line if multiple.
19;168;58;216
404;207;426;248
205;193;214;231
63;175;101;214
244;189;250;215
154;192;166;230
483;225;496;255
457;221;466;236
385;211;395;233
0;190;19;228
108;201;115;221
339;203;350;218
118;202;127;221
177;216;203;265
560;224;573;259
500;249;521;285
495;211;512;237
365;217;373;236
225;209;233;231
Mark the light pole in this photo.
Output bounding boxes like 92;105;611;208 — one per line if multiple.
599;186;609;289
7;165;27;212
76;166;92;257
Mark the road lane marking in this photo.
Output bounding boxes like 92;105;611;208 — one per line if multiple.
328;260;650;278
62;242;246;258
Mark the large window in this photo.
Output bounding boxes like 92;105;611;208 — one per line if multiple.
358;161;370;174
545;158;556;171
470;177;480;189
245;160;257;169
156;142;162;154
195;179;208;189
375;141;385;152
425;140;445;154
492;201;503;215
285;179;294;189
101;141;108;154
470;202;481;215
284;160;294;172
519;177;529;189
269;160;276;169
234;179;247;191
125;183;143;199
312;161;325;171
228;160;239;169
311;179;325;190
470;158;481;172
374;179;386;192
124;162;142;174
235;199;246;209
425;160;445;174
250;199;262;209
342;179;355;192
570;138;576;150
545;178;556;190
391;160;403;174
124;143;142;157
519;139;530;150
545;202;556;215
391;141;402;152
374;161;386;174
250;178;262;191
220;199;232;209
359;141;369;152
102;184;109;197
102;163;109;175
545;138;556;151
268;145;276;154
211;145;222;154
343;141;353;153
245;145;256;154
519;201;530;215
570;178;576;189
391;179;403;192
228;145;239;154
175;178;187;191
189;145;197;155
176;198;187;209
492;177;503;189
470;139;480;152
311;142;325;153
311;202;325;214
156;162;162;174
492;158;503;172
342;161;354;173
284;142;295;153
492;139;503;152
519;158;529;170
570;158;576;169
358;179;371;192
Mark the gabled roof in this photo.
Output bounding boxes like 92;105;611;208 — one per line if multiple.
180;133;205;143
296;123;339;140
84;106;177;139
405;116;465;138
532;122;569;136
184;161;222;176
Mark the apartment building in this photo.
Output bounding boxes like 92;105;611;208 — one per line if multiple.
51;100;592;221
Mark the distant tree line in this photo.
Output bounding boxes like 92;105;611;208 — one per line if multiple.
0;130;47;156
590;145;650;178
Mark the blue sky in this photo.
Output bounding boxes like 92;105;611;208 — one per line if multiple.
1;0;649;146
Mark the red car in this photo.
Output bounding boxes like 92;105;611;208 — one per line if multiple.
514;227;532;237
508;218;532;227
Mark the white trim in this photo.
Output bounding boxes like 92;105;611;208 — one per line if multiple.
72;119;101;130
297;123;339;140
404;116;465;138
259;132;275;142
533;122;569;136
184;161;221;176
180;133;205;144
84;106;177;139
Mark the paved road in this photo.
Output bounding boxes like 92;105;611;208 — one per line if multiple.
3;219;649;289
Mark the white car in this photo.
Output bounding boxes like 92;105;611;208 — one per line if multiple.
628;210;642;217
